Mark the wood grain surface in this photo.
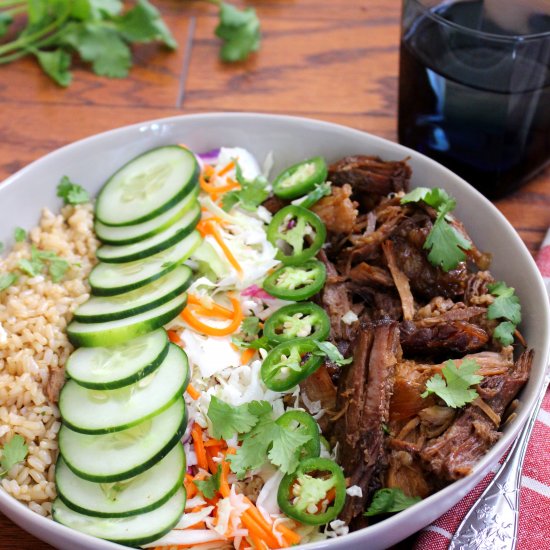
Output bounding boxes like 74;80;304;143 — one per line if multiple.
0;1;549;549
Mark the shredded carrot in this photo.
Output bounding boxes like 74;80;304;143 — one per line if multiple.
250;533;269;550
277;524;301;546
240;347;255;364
181;294;243;337
191;424;208;471
167;330;183;346
217;160;236;177
205;449;218;474
188;293;234;319
231;343;240;352
219;457;231;498
186;383;200;401
184;473;197;499
200;164;240;199
204;438;226;447
201;220;243;276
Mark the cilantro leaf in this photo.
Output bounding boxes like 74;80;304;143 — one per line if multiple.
493;321;516;346
232;335;272;351
0;273;17;292
0;12;13;38
14;227;26;243
424;215;471;272
221;163;269;212
33;48;73;87
18;258;43;277
267;426;312;474
207;396;259;440
293;182;332;209
487;281;521;325
401;187;455;213
215;2;261;62
49;258;70;283
364;488;421;516
115;0;177;49
62;23;132;78
56;176;90;205
193;467;221;499
0;435;28;476
229;429;273;478
241;316;261;338
313;341;353;366
421;359;482;408
18;246;71;282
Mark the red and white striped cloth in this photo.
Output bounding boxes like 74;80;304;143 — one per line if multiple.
414;233;550;550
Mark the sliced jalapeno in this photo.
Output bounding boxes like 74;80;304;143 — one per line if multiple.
261;337;322;392
262;260;326;301
276;410;321;460
277;457;346;525
264;302;330;344
272;157;328;200
267;205;326;266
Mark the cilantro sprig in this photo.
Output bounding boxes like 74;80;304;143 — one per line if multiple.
18;246;70;283
0;435;28;477
313;341;352;366
57;176;90;205
207;397;313;477
0;1;261;86
193;467;221;499
401;187;472;272
487;281;521;345
0;272;17;292
221;162;269;212
421;359;482;408
365;488;421;517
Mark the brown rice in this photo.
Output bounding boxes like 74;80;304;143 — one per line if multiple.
0;204;98;517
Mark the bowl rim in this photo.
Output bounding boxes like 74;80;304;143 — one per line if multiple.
1;111;548;550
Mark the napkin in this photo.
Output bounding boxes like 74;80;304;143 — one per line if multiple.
414;232;550;550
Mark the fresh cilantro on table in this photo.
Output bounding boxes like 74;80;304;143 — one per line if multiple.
0;435;28;477
57;176;90;205
193;467;221;499
221;162;269;212
18;246;70;283
14;227;26;242
214;1;261;62
364;488;421;517
313;340;352;366
401;187;472;272
0;1;261;86
208;397;313;477
421;358;482;408
0;273;17;292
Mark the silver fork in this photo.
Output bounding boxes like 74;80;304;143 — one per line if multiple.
449;370;550;550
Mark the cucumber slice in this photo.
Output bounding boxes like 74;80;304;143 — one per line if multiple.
67;294;187;347
56;444;185;518
89;231;201;297
95;186;199;245
65;329;169;390
96;202;201;264
74;266;192;323
59;398;186;482
96;145;199;227
60;344;188;434
53;487;186;546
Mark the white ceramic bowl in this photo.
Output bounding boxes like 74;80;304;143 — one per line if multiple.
1;113;548;550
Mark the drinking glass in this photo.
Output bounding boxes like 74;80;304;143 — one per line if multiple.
398;0;550;198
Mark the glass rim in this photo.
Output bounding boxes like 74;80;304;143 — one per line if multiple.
410;0;550;43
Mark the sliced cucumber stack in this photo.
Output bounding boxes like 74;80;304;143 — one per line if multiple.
96;202;201;264
59;398;187;482
89;230;201;296
95;146;199;227
56;444;185;517
74;266;192;323
95;186;199;245
66;330;169;390
55;145;204;545
60;344;188;434
67;294;187;347
53;487;186;547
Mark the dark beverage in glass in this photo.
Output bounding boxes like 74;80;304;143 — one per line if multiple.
398;0;550;198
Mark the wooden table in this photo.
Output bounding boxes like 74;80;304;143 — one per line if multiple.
0;1;548;548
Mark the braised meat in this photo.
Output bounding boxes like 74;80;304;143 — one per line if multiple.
333;321;401;524
420;350;533;480
311;184;358;236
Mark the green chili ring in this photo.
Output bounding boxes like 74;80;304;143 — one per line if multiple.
262;260;327;301
264;302;330;344
260;337;323;392
272;156;328;200
277;457;346;525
